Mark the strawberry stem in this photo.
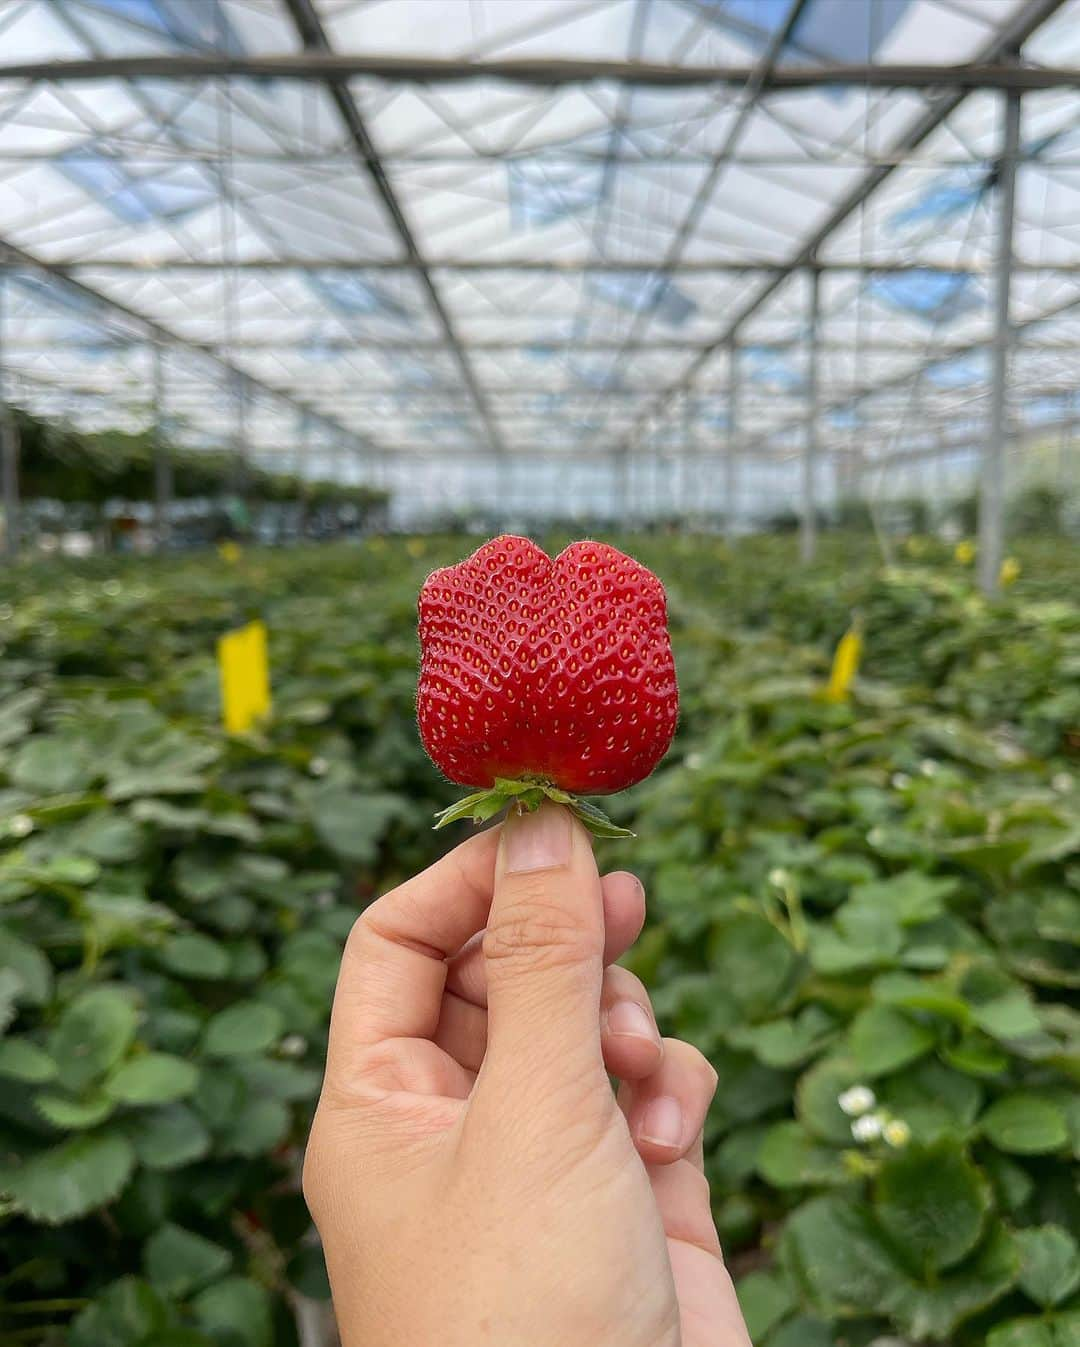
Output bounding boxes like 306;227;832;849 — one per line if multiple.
433;777;634;838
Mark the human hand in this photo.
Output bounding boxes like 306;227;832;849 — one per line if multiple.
303;803;752;1347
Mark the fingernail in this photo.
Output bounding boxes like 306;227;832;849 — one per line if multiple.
639;1096;683;1149
503;804;572;875
606;1000;658;1043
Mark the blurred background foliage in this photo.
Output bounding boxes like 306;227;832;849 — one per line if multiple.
0;533;1077;1347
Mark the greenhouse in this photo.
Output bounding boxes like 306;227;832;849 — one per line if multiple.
0;2;1078;1346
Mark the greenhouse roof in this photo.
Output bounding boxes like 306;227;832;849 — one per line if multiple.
1;0;1079;481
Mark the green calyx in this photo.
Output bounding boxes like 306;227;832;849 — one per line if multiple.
432;776;634;839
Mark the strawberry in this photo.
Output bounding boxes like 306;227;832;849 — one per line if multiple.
417;535;678;835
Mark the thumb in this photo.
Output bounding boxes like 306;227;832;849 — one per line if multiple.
478;802;606;1091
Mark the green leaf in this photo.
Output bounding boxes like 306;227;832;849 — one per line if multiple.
782;1194;907;1318
311;785;407;862
874;1140;991;1273
433;789;504;829
769;1317;837;1347
893;1224;1020;1341
783;1196;1019;1340
981;1094;1069;1154
159;932;232;980
988;1314;1080;1347
69;1277;168;1347
973;991;1043;1041
797;1057;864;1144
736;1269;795;1341
809;906;902;974
878;1059;983;1144
68;811;144;863
4;1129;135;1224
217;1097;290;1158
566;796;635;839
1015;1226;1080;1308
872;971;972;1026
851;871;957;925
708;915;797;1018
942;1033;1010;1078
49;986;138;1093
35;1088;115;1129
849;1004;936;1078
105;1053;199;1106
758;1121;853;1189
728;1006;839;1068
10;734;94;794
192;1276;273;1347
0;926;53;1005
0;1036;57;1083
202;1001;284;1058
144;1222;233;1296
235;1057;321;1102
125;1103;211;1171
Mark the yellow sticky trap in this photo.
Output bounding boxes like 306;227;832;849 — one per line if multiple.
825;621;863;704
999;557;1021;587
218;620;271;734
219;541;242;564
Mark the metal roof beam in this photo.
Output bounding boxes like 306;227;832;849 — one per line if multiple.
618;0;1070;451
3;55;1079;90
0;242;376;456
278;0;505;457
34;257;1080;276
735;287;1080;456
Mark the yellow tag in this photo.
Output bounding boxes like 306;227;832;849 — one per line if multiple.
825;622;863;703
217;620;271;734
954;540;975;565
219;541;241;564
999;557;1021;587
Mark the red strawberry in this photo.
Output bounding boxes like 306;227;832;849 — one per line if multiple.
417;535;677;833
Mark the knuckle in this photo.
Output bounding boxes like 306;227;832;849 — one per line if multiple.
664;1038;720;1093
602;963;645;1003
342;911;371;964
301;1118;328;1218
483;887;597;975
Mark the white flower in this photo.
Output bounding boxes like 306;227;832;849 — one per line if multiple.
884;1119;912;1148
8;814;34;838
685;752;704;771
852;1113;884;1143
919;758;939;777
838;1086;877;1117
309;756;329;777
768;867;791;889
280;1034;307;1058
1052;772;1074;794
891;772;911;790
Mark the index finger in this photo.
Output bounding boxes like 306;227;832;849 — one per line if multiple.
323;825;499;1086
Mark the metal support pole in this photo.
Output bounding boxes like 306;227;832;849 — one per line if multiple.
1057;392;1073;498
0;271;18;560
801;266;821;564
494;454;510;531
613;449;630;528
152;340;171;551
724;340;739;544
978;88;1021;595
